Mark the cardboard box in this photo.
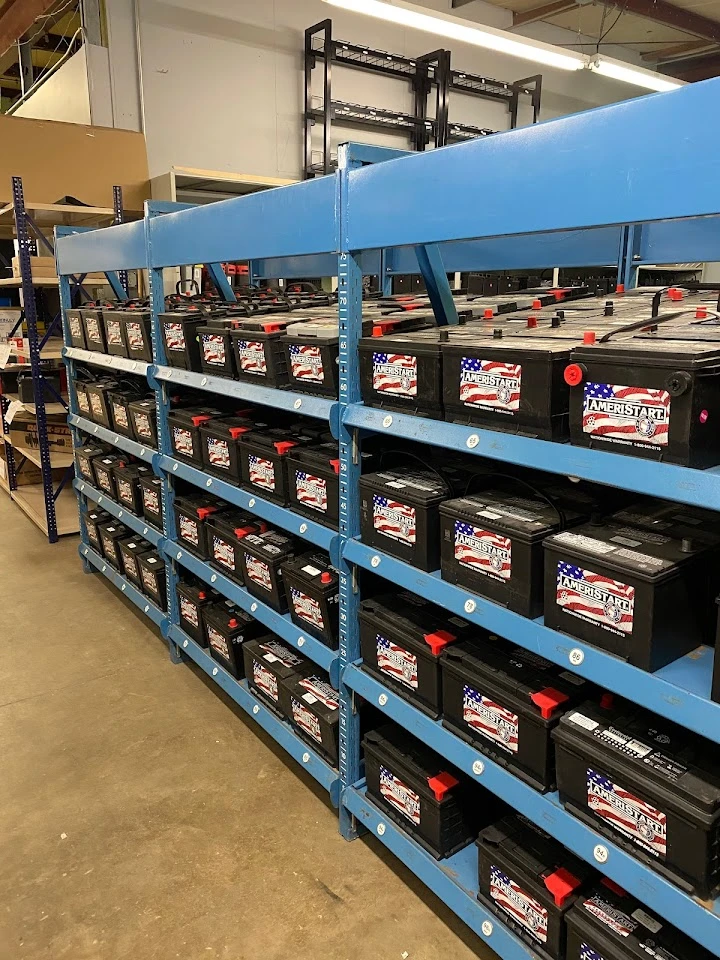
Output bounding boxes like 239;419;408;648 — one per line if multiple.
12;256;57;279
9;413;72;452
0;442;43;485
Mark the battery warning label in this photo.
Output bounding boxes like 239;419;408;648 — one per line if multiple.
376;635;418;690
249;456;275;491
173;427;194;456
379;765;421;825
164;322;186;351
489;866;548;944
454;521;511;580
202;334;226;365
291;588;324;630
126;322;144;350
207;438;230;469
289;344;324;383
459;359;521;414
179;597;199;628
582;382;670;448
556;562;634;635
372;352;418;397
207;626;229;660
587;769;667;859
252;661;278;701
582;895;636;937
373;496;416;545
463;686;519;754
237;341;267;376
245;555;272;591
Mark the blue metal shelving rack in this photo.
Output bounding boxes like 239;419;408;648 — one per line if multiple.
57;77;720;958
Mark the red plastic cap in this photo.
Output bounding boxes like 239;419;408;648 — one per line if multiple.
483;309;494;319
330;458;341;475
697;307;709;319
196;506;216;520
320;571;333;584
601;877;627;897
553;290;565;301
423;629;457;656
274;440;297;455
532;299;542;309
583;330;596;345
564;363;584;387
372;325;385;337
616;283;625;294
427;771;459;801
668;287;684;301
263;322;283;333
600;692;614;709
530;687;570;720
527;316;537;328
234;525;256;538
544;868;581;908
229;426;250;439
228;618;238;628
198;591;206;600
191;414;212;426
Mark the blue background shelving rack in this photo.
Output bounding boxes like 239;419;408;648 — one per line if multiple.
56;76;720;959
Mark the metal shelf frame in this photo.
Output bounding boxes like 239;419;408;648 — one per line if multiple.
56;78;720;958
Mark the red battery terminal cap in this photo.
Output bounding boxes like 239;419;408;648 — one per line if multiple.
564;363;585;387
583;330;596;345
330;458;341;475
553;290;565;301
532;299;542;309
483;309;494;319
320;571;333;584
544;868;581;908
600;692;614;709
198;591;206;600
191;414;212;426
530;687;569;719
697;307;709;319
228;618;238;628
527;316;537;328
423;629;457;655
229;426;251;439
196;506;216;520
427;771;459;801
668;287;684;301
616;283;625;294
263;322;284;333
234;524;257;538
274;440;297;455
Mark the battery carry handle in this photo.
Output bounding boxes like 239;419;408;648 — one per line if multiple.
176;279;201;297
598;309;688;343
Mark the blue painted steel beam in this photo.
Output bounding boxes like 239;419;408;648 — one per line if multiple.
69;414;156;463
343;666;720;956
64;346;150;377
55;219;147;275
346;79;720;250
168;624;340;801
345;143;411;165
74;479;163;546
637;216;720;265
80;543;166;628
344;538;719;744
105;271;128;301
249;249;381;281
414;244;459;326
204;262;236;302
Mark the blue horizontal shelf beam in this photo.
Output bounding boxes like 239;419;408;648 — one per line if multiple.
69;414;156;464
80;543;166;628
344;404;720;512
168;623;340;801
159;454;335;551
343;665;720;955
64;346;150;376
250;249;381;280
164;540;339;678
74;479;163;546
343;539;718;743
147;177;337;268
346;79;720;250
151;365;334;422
343;785;537;959
56;219;146;275
638;216;720;265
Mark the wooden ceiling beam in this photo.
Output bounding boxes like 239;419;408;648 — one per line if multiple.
0;0;58;58
513;0;578;27
642;39;718;63
602;0;720;44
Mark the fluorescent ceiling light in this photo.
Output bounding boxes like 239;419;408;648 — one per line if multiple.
323;0;684;92
323;0;585;71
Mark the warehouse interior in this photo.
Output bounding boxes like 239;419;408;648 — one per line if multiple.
2;3;720;960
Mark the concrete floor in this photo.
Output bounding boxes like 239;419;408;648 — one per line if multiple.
0;496;499;960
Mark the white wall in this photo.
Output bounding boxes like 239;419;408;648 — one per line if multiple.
12;47;91;125
104;0;661;179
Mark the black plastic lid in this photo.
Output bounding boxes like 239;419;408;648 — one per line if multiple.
360;591;473;658
284;673;339;720
139;550;164;570
443;332;573;357
198;416;258;439
206;509;264;539
289;442;340;472
168;406;224;427
173;492;225;516
439;489;582;542
245;635;308;672
359;468;450;506
281;552;338;590
572;337;720;367
240;529;296;561
203;599;255;634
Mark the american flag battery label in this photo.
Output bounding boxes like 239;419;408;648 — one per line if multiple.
202;334;225;365
207;439;230;468
207;626;229;659
454;522;511;580
86;318;101;342
118;480;133;503
173;427;194;456
78;393;90;413
581;945;605;960
213;537;235;570
289;344;324;383
237;341;267;376
291;588;324;629
113;403;129;428
296;472;327;513
372;352;418;396
252;661;278;700
582;896;636;937
106;321;122;345
249;456;275;491
587;769;667;858
134;413;152;438
143;489;159;513
379;765;421;825
126;322;144;349
489;867;548;944
179;517;199;545
90;395;104;419
179;597;199;627
376;635;418;690
583;382;671;447
463;686;519;754
164;322;185;351
70;318;82;338
246;555;272;591
556;563;634;635
141;568;157;594
291;699;323;743
459;359;521;413
372;496;416;545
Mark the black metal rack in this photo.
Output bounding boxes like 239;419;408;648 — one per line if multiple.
304;19;542;179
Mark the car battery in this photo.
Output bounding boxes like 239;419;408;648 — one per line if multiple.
98;520;130;569
128;399;157;448
230;318;292;387
198;318;243;379
286;443;341;527
67;308;87;349
440;488;587;618
82;307;107;353
75;441;110;483
204;600;267;679
281;319;341;397
74;380;92;419
85;507;111;551
168;406;223;466
363;723;491;860
238;427;314;505
205;510;267;584
566;880;714;960
113;462;152;514
199;416;255;482
442;638;592;791
173;493;226;559
107;389;135;438
279;672;340;765
121;310;153;363
359;469;453;572
359;591;472;716
102;309;128;358
565;338;720;467
138;550;167;610
442;332;574;440
159;308;208;370
118;536;151;587
92;453;123;498
553;699;720;898
18;371;61;404
85;379;118;427
543;515;720;670
280;552;339;648
476;814;591;960
140;475;163;528
359;328;449;418
243;636;313;715
176;580;218;645
238;530;296;612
